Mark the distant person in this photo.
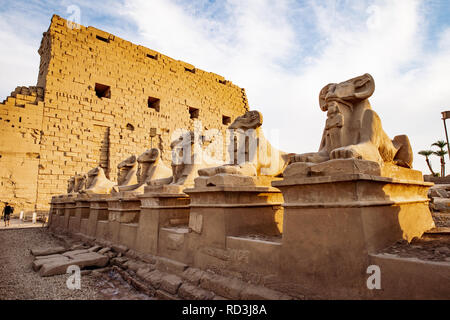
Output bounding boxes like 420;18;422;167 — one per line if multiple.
3;202;13;227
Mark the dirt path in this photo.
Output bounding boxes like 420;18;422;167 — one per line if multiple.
0;228;150;300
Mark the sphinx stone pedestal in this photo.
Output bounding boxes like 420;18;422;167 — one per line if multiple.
136;185;190;256
184;183;283;270
105;192;141;250
49;196;63;232
272;159;435;298
67;194;91;235
58;195;76;233
86;194;111;239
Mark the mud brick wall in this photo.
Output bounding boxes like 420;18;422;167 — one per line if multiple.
0;15;249;211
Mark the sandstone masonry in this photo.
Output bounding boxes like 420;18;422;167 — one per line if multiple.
0;15;248;212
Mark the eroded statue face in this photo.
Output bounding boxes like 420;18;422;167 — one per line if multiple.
118;155;137;169
87;167;100;177
319;73;375;111
117;155;137;185
138;148;159;163
74;174;86;191
228;110;263;130
67;178;75;193
136;149;159;183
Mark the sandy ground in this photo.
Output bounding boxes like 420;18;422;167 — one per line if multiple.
0;227;149;300
381;234;450;262
1;218;45;230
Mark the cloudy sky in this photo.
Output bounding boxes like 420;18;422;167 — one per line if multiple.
1;0;449;174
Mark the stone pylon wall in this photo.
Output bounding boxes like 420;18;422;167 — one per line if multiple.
0;14;249;211
0;87;45;211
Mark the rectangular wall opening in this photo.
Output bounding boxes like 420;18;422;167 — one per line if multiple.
95;83;111;99
148;97;160;112
184;67;195;74
146;53;157;60
96;35;110;43
189;107;199;119
222;115;231;125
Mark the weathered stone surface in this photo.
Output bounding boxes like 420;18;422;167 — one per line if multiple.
69;243;85;251
189;213;203;234
156;257;188;276
136;266;155;281
81;167;115;195
88;245;102;252
289;73;413;170
30;246;66;256
39;252;109;276
181;268;206;286
160;274;183;295
111;257;128;268
240;284;292;300
111;244;129;254
429;187;448;198
113;149;172;193
98;247;111;254
432;198;450;213
62;249;90;258
156;290;180;300
196;110;290;187
178;283;214;300
33;255;69;271
166;233;185;250
34;253;64;260
199;272;245;299
145;270;164;289
124;260;148;272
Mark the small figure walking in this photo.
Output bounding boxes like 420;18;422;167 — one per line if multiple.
2;202;13;227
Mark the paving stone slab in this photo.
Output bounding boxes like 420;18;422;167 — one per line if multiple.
30;246;66;256
39;252;109;277
62;249;90;258
160;274;183;295
181;267;206;286
240;284;292;300
88;245;102;252
200;272;245;299
156;290;180;300
112;244;129;254
33;255;69;271
178;283;215;300
156;257;188;276
98;247;111;254
144;270;165;289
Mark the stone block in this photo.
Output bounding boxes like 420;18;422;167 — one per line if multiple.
30;246;66;256
160;274;183;295
178;283;214;300
155;257;188;276
199;272;245;300
39;252;109;276
181;267;206;286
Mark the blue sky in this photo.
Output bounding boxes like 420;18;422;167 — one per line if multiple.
1;0;450;174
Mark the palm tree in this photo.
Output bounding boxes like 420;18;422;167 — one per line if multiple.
418;150;436;176
432;140;448;177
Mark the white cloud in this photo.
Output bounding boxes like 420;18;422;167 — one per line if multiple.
1;0;449;175
0;12;43;99
118;0;450;174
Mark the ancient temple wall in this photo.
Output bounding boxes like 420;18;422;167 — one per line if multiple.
1;14;249;211
0;88;44;211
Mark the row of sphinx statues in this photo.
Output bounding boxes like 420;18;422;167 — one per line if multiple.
67;73;415;195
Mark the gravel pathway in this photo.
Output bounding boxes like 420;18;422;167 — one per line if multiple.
0;228;100;300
